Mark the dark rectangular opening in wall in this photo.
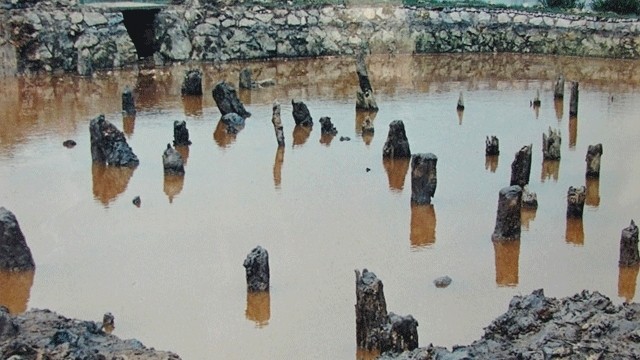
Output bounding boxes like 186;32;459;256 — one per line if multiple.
122;9;160;59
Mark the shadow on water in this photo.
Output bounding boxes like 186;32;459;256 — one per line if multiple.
494;240;520;287
618;265;640;303
410;204;436;249
0;270;34;314
382;158;410;192
92;164;136;206
245;291;270;328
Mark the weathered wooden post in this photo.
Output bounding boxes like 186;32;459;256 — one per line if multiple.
0;207;35;272
244;246;270;292
542;127;561;160
532;89;541;107
410;153;437;205
173;120;191;146
491;185;523;242
271;101;285;147
510;145;532;188
619;220;640;267
410;204;436;248
485;136;499;156
181;69;203;96
162;144;185;175
239;67;253;89
554;75;565;99
355;53;378;111
456;92;464;111
585;143;603;178
569;82;579;117
319;117;338;136
122;86;136;115
292;99;313;127
566;186;586;218
382;120;411;159
212;81;251;118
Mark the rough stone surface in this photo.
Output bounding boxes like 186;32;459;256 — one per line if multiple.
382;120;411;159
212;81;251;118
383;289;640;360
181;69;202;96
0;208;35;272
0;307;180;359
492;185;522;242
89;114;139;167
162;144;185;175
243;246;269;292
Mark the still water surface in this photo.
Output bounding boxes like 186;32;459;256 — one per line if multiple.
1;54;640;359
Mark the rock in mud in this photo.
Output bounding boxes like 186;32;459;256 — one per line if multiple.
89;114;139;167
0;208;35;272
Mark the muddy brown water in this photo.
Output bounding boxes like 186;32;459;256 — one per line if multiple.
1;53;640;359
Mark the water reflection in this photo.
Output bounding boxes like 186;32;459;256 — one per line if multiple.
457;108;464;125
586;178;600;207
135;72;160;110
175;145;190;166
541;160;560;182
320;133;336;146
213;121;238;148
565;218;584;246
245;291;270;328
182;96;203;117
618;265;640;302
410;204;436;248
356;348;381;360
92;164;136;206
122;114;135;136
485;155;499;173
292;125;312;147
163;174;185;204
238;89;251;105
273;147;284;189
554;98;564;121
521;208;537;230
0;270;35;314
493;240;520;287
355;111;376;146
382;158;410;192
569;116;578;149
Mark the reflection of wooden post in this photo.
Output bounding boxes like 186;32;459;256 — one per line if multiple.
510;145;532;188
122;86;136;115
618;264;640;303
585;144;603;178
566;186;586;219
271;101;285;147
565;218;584;246
532;89;541;107
491;185;523;242
585;178;600;207
521;208;537;230
569;82;579;117
541;159;560;182
485;156;498;173
619;220;640;267
122;114;135;136
292;125;312;147
410;204;436;248
356;111;376;146
273;147;284;189
410;153;437;205
554;98;564;121
382;158;410;191
245;291;270;328
0;270;34;313
569;116;578;149
182;95;203;117
456;92;464;111
493;240;520;287
163;174;185;204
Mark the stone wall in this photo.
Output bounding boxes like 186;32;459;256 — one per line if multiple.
3;2;640;75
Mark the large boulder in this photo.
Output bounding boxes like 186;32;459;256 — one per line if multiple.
0;207;35;271
89;115;139;167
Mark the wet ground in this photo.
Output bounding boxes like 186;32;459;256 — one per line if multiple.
0;53;639;359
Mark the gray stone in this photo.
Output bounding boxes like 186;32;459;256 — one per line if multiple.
0;208;35;272
163;144;185;175
433;276;452;288
382;120;411;159
89;114;139;167
83;12;107;26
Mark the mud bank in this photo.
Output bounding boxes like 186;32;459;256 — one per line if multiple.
0;307;180;359
381;289;640;360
